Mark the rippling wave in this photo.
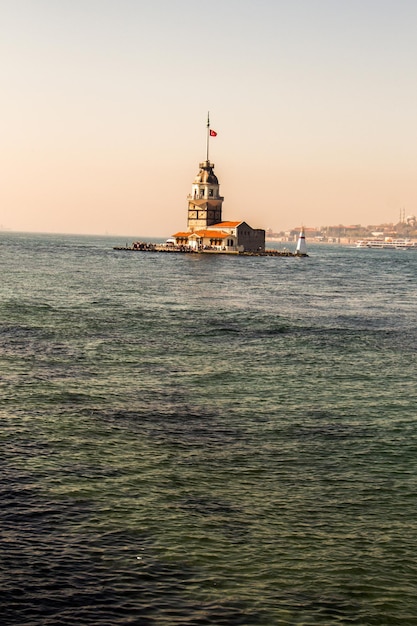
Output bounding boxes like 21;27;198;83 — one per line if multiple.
1;233;417;624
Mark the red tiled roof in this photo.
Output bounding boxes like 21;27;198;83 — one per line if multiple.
192;229;230;239
210;221;241;228
173;227;238;239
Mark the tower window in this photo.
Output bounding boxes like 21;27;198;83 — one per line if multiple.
209;189;213;197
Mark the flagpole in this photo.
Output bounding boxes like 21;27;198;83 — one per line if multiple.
206;111;210;162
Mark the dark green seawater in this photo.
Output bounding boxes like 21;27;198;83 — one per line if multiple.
1;232;417;625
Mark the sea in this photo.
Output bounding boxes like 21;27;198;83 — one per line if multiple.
1;231;417;626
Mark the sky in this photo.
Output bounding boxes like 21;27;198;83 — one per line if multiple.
1;0;417;237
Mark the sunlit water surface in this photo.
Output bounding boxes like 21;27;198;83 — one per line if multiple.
1;232;417;625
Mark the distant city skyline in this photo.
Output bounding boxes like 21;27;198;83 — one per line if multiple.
2;0;417;237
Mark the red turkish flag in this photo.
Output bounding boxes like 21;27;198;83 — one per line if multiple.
209;129;217;137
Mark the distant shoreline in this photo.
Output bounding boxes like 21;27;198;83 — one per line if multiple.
267;237;417;247
266;238;353;246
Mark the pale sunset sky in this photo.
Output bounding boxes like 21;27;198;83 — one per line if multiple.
2;0;417;237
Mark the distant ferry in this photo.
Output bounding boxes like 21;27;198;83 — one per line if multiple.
355;238;417;249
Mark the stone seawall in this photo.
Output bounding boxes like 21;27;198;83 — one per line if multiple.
113;245;307;257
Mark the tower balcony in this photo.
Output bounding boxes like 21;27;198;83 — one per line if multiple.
187;195;224;202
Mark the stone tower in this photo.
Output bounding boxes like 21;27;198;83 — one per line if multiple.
187;160;224;231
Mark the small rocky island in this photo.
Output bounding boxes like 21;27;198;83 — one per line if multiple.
114;116;308;257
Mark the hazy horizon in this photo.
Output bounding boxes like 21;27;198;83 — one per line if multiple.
2;0;417;237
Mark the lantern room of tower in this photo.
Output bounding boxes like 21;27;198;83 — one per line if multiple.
189;160;223;201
